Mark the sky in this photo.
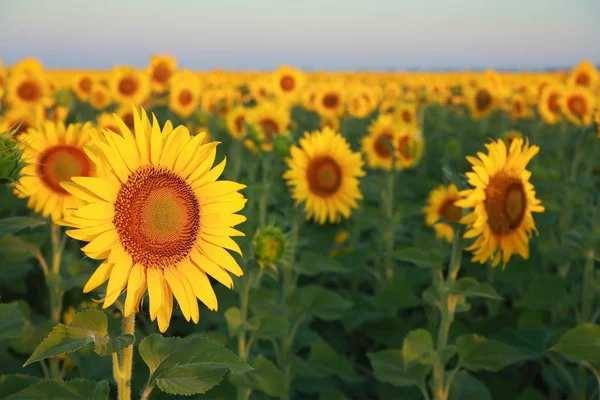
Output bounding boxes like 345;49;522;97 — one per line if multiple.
0;0;599;71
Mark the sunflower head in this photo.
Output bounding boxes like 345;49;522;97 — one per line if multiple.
560;86;596;127
109;67;151;105
395;129;424;169
361;114;400;170
567;60;599;90
394;103;418;127
253;225;288;270
148;54;177;93
6;70;48;108
468;85;496;120
273;65;306;101
284;127;365;225
538;84;563;125
89;83;112;110
226;106;251;140
169;79;200;118
72;73;95;101
456;138;545;267
249;101;291;152
59;106;247;333
423;184;462;243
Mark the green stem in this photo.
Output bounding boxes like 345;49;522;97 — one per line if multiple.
237;274;251;360
140;386;154;400
116;313;135;400
382;166;397;281
258;155;271;228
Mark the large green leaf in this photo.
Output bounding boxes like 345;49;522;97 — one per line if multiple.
0;375;41;398
451;277;503;300
448;371;492;400
402;329;436;365
308;340;363;382
389;248;445;269
23;310;119;366
0;217;46;237
516;275;572;311
0;302;25;342
367;349;431;387
229;355;286;398
456;334;528;372
287;285;353;321
139;334;252;396
550;323;600;363
6;379;109;400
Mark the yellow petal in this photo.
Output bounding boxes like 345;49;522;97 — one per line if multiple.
83;261;113;293
71;177;119;202
124;264;147;317
147;267;164;321
103;260;134;309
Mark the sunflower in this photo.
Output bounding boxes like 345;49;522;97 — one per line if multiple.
302;86;319;111
320;115;340;132
361;114;401;170
0;107;40;140
226;106;251;140
538;84;563;125
14;121;94;221
72;73;95;101
283;127;365;225
423;184;462;243
510;94;533;120
456;138;544;267
250;79;273;102
109;67;151;105
395;128;424;169
314;86;345;118
502;130;523;148
89;83;112;110
147;54;177;93
59;107;247;332
347;92;370;118
273;65;305;102
560;86;596;127
169;81;200;118
249;101;291;152
467;85;496;120
6;70;48;108
97;113;119;133
394;103;418;127
566;60;599;91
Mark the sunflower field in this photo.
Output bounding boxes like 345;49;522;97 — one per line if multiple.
0;56;599;400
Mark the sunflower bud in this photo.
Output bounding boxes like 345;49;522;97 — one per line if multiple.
0;132;25;184
272;134;292;158
253;226;287;269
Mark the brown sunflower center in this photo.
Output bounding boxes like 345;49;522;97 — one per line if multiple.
259;118;279;140
548;93;560;113
322;93;340;109
475;89;492;111
118;76;139;97
38;145;92;194
152;62;172;84
17;81;42;102
79;77;92;93
122;112;135;130
401;110;412;124
567;96;586;116
280;75;296;92
178;90;193;106
397;135;412;159
438;196;461;222
306;156;342;197
576;72;590;87
374;132;394;158
234;115;245;133
514;100;523;114
93;90;106;106
484;173;526;235
113;165;200;268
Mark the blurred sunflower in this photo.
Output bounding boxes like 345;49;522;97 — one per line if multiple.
249;101;291;152
6;70;48;108
302;86;319;111
320;115;340;132
467;85;496;120
273;65;305;102
510;94;533;120
72;73;94;101
395;129;424;169
457;138;544;267
39;105;69;124
538;84;563;125
347;93;370;118
109;67;151;105
97;113;119;133
566;60;598;91
226;106;251;140
394;103;418;127
59;107;247;332
315;86;345;118
169;81;200;118
423;184;462;243
560;86;596;126
148;54;177;93
502;130;523;149
361;114;400;170
0;107;40;140
89;84;112;110
284;127;365;225
14;121;94;221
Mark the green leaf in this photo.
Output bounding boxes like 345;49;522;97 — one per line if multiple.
448;371;492;400
230;355;286;397
6;379;109;400
23;310;111;366
309;340;363;382
294;252;348;276
389;248;444;269
451;277;503;300
249;315;290;339
373;279;422;310
402;329;436;365
94;334;134;357
139;334;251;396
516;275;572;311
0;235;37;259
0;217;46;237
0;375;41;398
224;307;241;336
287;285;353;321
0;303;25;342
550;323;600;363
456;334;528;372
367;350;431;387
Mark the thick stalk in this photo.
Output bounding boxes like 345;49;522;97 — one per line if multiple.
46;224;65;379
382;159;397;281
116;313;136;400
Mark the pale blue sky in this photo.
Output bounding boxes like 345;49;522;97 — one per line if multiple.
0;0;598;71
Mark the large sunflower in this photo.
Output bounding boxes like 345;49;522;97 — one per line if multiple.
361;114;400;170
109;67;151;105
559;86;596;127
456;138;544;267
14;121;94;221
284;127;365;225
148;54;177;93
423;184;462;243
59;107;247;332
394;102;418;127
538;84;563;125
510;93;533;120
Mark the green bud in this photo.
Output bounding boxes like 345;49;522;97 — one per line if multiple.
0;132;25;184
253;226;287;270
55;90;74;108
271;134;292;158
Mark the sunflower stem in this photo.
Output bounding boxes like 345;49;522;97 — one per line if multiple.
140;386;154;400
237;273;251;360
258;154;271;228
116;312;135;400
382;160;397;282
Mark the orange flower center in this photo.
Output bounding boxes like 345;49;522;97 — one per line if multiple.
567;95;586;117
178;90;193;106
280;75;296;92
438;195;462;222
401;110;412;124
475;89;492;111
113;165;199;268
484;173;526;235
79;77;92;93
259;118;279;141
122;112;135;131
17;80;42;102
306;156;342;197
576;72;590;87
118;76;139;97
322;93;340;109
548;93;560;113
152;62;172;84
37;145;92;195
374;132;394;158
234;115;245;133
